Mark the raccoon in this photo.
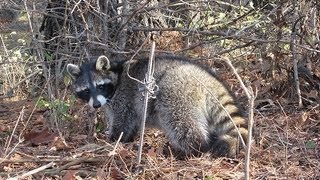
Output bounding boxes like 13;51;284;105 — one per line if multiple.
67;55;248;157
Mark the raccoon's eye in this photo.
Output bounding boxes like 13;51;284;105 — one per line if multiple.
97;84;104;90
84;89;90;94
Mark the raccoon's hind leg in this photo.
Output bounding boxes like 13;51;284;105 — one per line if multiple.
157;108;210;157
105;105;140;142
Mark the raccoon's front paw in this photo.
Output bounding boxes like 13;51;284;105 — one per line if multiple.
105;129;111;137
110;133;120;142
109;132;135;142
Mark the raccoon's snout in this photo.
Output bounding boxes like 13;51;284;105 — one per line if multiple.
92;101;101;108
89;95;108;109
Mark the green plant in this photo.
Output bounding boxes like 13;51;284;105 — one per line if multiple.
36;96;76;120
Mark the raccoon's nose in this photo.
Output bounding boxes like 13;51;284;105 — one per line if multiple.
93;102;101;108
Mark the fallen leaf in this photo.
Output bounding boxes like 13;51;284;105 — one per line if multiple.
96;167;108;180
147;147;157;157
24;127;59;146
110;167;125;180
33;115;45;125
118;149;131;159
50;136;69;151
72;134;88;141
62;170;76;180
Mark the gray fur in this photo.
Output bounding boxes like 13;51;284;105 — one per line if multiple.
68;55;248;157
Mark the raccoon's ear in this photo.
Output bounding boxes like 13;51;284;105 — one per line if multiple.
67;64;81;80
96;55;111;72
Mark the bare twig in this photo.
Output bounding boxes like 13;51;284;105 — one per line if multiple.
245;88;255;180
108;132;123;156
0;156;108;164
276;100;289;178
217;41;255;55
131;27;320;53
0;34;9;56
8;162;55;180
3;69;41;98
137;34;156;165
115;1;149;40
291;0;303;108
117;0;129;51
46;157;89;174
223;57;255;180
126;34;151;84
2;107;25;163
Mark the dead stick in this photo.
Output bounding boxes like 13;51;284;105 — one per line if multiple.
137;35;156;165
44;169;96;176
46;157;89;174
2;107;25;164
291;1;303;108
108;132;123;156
0;156;107;164
223;57;255;180
3;69;41;98
8;162;55;180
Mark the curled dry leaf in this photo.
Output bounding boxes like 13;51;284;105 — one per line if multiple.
33;114;45;125
50;136;69;151
24;127;59;146
62;170;77;180
110;167;125;180
147;147;157;157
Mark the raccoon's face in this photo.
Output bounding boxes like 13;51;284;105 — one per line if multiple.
67;56;119;108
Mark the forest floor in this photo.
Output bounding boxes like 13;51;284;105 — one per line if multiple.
0;97;319;179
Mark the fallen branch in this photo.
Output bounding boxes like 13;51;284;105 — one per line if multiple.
8;162;55;180
0;156;108;164
44;169;96;177
44;157;91;175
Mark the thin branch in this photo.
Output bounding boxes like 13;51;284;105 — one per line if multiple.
8;162;55;180
217;41;255;55
3;69;41;98
0;34;9;56
223;57;256;180
131;27;320;53
0;156;108;164
117;0;129;51
137;34;156;165
290;4;304;108
2;107;25;164
108;132;123;156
